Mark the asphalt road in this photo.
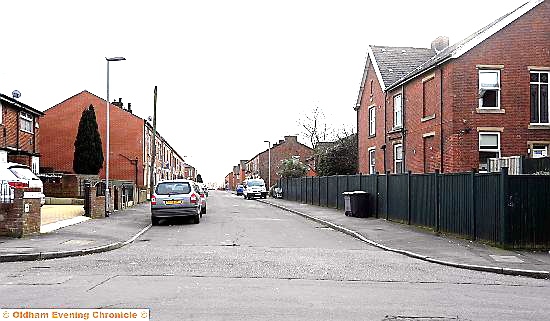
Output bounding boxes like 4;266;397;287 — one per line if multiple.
1;190;549;321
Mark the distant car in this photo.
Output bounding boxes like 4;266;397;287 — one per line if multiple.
198;183;208;197
197;183;207;214
150;179;202;225
236;184;244;196
0;162;45;206
243;178;267;199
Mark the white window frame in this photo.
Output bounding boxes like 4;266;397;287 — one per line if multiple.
368;147;376;174
394;143;403;174
20;111;34;133
530;71;549;125
393;94;402;128
478;69;501;109
368;106;376;136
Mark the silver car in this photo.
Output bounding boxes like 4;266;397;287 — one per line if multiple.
150;179;202;225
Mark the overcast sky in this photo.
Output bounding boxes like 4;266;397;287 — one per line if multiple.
0;0;527;185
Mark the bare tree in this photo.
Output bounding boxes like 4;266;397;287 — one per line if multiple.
297;106;329;149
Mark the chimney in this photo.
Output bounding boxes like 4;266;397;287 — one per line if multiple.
112;98;123;108
431;36;449;53
284;135;298;143
127;102;132;114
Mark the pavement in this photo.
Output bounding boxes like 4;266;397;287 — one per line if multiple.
0;194;549;280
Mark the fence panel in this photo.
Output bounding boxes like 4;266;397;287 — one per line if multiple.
299;178;305;203
475;173;501;243
377;175;387;218
508;175;550;248
336;175;349;210
320;176;328;207
327;176;338;208
387;174;408;222
410;174;436;227
348;175;361;192
439;173;474;237
311;177;320;206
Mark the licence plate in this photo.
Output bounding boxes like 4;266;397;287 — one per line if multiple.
165;200;182;205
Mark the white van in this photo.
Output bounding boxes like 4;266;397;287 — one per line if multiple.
242;178;267;199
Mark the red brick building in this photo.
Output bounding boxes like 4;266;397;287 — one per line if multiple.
0;93;44;171
40;91;188;192
246;135;314;186
356;0;550;174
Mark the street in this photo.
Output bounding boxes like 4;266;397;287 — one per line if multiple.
1;190;549;321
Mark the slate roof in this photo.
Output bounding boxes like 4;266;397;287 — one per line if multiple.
0;93;44;116
370;46;435;89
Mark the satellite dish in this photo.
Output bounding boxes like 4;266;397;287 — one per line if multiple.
147;116;153;121
12;90;21;99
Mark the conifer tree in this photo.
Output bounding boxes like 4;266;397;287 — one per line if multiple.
73;105;104;174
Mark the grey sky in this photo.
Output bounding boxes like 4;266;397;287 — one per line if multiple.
0;0;526;185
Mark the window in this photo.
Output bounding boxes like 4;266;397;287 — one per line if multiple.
368;148;376;174
394;144;403;173
393;94;402;128
479;132;501;171
530;71;549;124
20;111;33;133
370;80;374;96
532;145;548;158
479;70;500;108
0;101;3;124
368;106;376;136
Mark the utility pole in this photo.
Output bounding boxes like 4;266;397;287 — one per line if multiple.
149;86;157;198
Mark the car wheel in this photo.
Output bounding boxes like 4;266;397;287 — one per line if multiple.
151;216;160;226
193;214;200;224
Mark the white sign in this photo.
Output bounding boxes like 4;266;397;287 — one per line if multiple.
23;192;42;199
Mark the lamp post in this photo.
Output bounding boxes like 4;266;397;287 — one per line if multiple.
264;140;271;191
105;56;126;216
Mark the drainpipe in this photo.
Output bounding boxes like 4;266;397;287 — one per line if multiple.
440;68;444;172
383;91;388;172
401;85;406;171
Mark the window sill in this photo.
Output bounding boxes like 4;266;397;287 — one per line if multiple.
421;114;436;122
528;124;550;130
20;129;34;134
388;127;403;134
476;108;505;114
368;134;376;138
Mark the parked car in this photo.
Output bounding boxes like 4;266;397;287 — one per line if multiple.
0;162;45;205
243;178;267;199
150;179;202;225
236;184;244;196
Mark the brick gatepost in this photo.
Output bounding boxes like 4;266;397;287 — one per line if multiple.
0;188;42;238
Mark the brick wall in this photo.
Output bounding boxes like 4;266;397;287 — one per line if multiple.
40;91;146;186
1;99;40;165
0;188;42;237
357;58;387;174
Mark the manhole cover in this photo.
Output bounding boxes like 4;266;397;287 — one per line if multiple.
489;255;524;263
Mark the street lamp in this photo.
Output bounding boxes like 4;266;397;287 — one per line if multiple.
264;140;271;191
105;56;126;216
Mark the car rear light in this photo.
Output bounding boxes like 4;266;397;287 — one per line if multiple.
151;196;156;205
190;194;198;204
200;193;205;198
8;181;28;189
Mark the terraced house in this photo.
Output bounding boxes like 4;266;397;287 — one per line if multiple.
356;0;550;174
